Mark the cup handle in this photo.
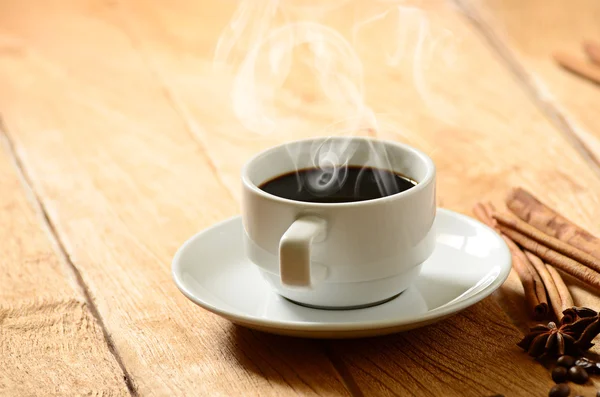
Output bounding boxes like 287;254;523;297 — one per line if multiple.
279;216;327;288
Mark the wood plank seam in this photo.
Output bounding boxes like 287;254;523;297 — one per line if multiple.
344;359;404;397
320;342;365;397
114;14;237;203
452;0;600;178
0;117;139;397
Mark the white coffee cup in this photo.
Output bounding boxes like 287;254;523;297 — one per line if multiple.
241;137;436;309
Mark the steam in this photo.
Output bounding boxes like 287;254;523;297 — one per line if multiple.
302;138;357;197
351;3;460;123
217;20;367;136
215;0;459;197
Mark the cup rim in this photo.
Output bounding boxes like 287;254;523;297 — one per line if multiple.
241;136;435;207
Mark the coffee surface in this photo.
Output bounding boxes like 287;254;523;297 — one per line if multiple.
259;166;416;203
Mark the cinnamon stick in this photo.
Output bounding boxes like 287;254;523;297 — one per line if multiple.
493;211;600;273
506;187;600;260
503;235;549;320
524;251;573;321
546;264;574;310
473;203;548;319
499;225;600;291
583;40;600;65
553;51;600;85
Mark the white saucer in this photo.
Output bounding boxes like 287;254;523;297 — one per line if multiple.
172;209;511;338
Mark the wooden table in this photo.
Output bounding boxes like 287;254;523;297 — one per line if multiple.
1;0;600;395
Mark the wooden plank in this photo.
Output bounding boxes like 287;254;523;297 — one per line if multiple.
0;1;350;396
114;0;600;395
453;0;600;357
458;0;600;166
329;303;545;397
1;0;599;395
0;135;129;395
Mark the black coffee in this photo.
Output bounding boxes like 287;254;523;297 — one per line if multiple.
259;166;417;203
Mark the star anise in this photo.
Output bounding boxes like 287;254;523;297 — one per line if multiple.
561;307;600;351
517;321;581;357
561;306;597;326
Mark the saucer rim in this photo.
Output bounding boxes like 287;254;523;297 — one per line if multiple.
172;208;511;332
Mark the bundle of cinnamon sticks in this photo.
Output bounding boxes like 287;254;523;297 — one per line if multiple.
554;40;600;85
474;188;600;322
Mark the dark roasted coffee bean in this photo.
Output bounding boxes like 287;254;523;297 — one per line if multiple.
549;383;570;397
557;355;576;368
597;391;600;397
575;357;593;370
552;366;568;383
568;366;589;384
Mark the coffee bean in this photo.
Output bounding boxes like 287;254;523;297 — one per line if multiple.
557;355;576;368
575;357;600;374
552;366;568;383
575;358;593;369
597;391;600;397
549;383;570;397
568;366;589;384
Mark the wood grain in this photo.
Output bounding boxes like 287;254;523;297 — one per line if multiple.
460;0;600;168
0;134;129;396
1;0;600;395
0;1;349;396
329;303;551;396
455;0;600;379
